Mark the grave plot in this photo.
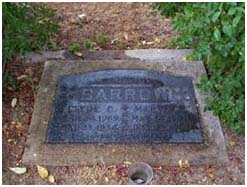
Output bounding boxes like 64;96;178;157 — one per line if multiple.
23;58;229;166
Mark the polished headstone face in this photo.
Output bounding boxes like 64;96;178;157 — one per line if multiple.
47;70;202;143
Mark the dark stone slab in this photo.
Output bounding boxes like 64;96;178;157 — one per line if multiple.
47;70;202;143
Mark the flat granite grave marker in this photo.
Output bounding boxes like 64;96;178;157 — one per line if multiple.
23;49;229;166
47;70;202;143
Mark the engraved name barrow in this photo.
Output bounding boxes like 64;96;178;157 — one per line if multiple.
47;70;202;143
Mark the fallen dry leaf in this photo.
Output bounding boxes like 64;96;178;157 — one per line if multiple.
184;160;190;168
78;13;86;18
17;74;28;80
9;167;27;175
74;52;83;57
208;172;214;179
123;161;131;165
123;32;128;41
11;98;17;108
16;122;23;129
229;140;236;146
7;139;13;143
178;160;183;168
146;41;154;45
111;38;118;44
37;165;49;179
178;159;190;169
154;37;162;43
207;166;215;180
105;177;109;183
26;67;33;77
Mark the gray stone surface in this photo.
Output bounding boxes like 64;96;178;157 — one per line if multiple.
24;50;81;63
125;49;192;62
23;49;192;63
23;50;229;166
48;70;202;143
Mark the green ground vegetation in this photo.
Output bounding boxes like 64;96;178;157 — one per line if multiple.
154;2;245;134
3;3;58;92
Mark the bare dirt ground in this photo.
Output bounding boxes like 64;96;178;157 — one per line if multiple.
49;2;174;50
2;3;245;185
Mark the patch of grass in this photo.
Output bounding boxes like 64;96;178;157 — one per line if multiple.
83;38;94;49
69;43;81;53
95;33;108;45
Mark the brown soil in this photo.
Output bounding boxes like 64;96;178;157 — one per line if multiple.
49;2;174;50
2;2;244;185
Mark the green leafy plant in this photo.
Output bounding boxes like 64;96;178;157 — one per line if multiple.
3;3;58;59
83;38;94;49
83;38;93;49
155;2;245;134
3;70;17;92
152;2;185;17
68;43;81;53
3;3;58;93
95;33;108;45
